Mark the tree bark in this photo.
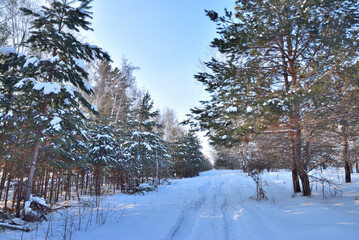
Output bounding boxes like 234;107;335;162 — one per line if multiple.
290;152;301;193
75;172;81;201
43;169;50;199
286;55;310;196
24;138;40;201
0;161;9;201
15;175;24;217
3;171;12;211
55;175;61;202
342;133;351;183
289;114;311;196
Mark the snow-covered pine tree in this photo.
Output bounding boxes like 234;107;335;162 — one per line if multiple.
171;131;209;178
0;46;36;215
15;0;111;201
151;133;172;185
189;0;359;196
125;92;167;185
87;117;117;196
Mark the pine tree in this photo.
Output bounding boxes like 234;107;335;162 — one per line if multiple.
125;92;162;183
16;0;111;201
171;131;208;178
190;0;359;196
88;117;117;196
0;46;33;214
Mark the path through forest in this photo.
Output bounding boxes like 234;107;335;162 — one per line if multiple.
73;170;359;240
3;170;358;240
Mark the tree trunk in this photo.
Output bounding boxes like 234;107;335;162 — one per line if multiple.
290;125;301;193
85;172;89;195
75;172;81;201
11;183;17;210
39;177;44;197
289;114;311;196
0;161;9;201
94;163;102;196
15;176;24;217
49;172;55;204
66;172;71;200
303;138;310;171
342;134;351;183
287;55;310;196
80;170;85;195
25;139;40;201
43;169;50;199
3;172;12;211
291;156;301;193
55;175;61;202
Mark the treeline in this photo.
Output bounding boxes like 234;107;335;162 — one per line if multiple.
188;0;359;196
0;0;211;217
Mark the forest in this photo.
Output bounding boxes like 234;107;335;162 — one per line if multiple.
0;0;211;220
0;0;358;236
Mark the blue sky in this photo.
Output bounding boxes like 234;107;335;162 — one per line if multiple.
83;0;235;122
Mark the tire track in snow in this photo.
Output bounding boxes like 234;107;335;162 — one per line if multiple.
170;173;232;240
167;176;211;240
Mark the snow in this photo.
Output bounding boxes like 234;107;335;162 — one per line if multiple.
78;8;86;14
246;106;253;113
84;42;100;49
143;142;152;151
83;80;94;92
91;104;98;112
33;82;61;95
50;116;62;131
73;57;87;71
1;169;359;240
95;134;113;140
24;195;47;216
74;169;359;240
43;55;60;63
64;98;71;105
6;111;13;117
226;106;237;113
37;10;46;18
24;56;40;68
64;84;75;97
0;46;16;55
14;77;37;88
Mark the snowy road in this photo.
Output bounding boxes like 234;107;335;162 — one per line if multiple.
71;170;359;240
5;169;358;240
171;173;233;240
72;170;250;240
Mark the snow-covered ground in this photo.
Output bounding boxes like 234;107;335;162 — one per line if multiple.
2;169;359;240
